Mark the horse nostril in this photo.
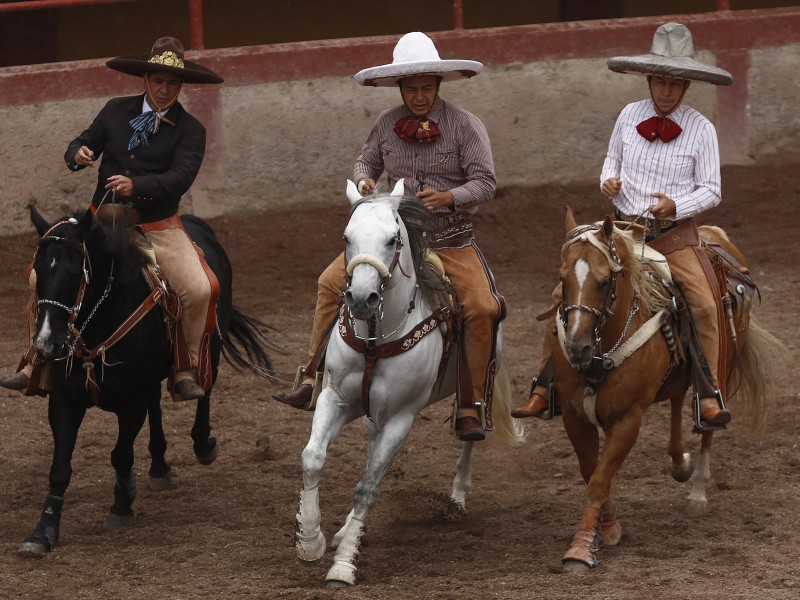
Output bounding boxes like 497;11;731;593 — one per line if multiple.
344;291;355;307
366;293;381;311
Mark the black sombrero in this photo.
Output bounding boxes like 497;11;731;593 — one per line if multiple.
106;37;223;84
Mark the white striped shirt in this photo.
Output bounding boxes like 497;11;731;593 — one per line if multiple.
600;100;721;221
353;99;495;214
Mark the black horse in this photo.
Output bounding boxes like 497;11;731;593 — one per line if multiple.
18;205;273;556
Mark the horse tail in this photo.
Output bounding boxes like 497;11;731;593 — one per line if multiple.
491;360;526;447
730;315;787;439
220;306;280;377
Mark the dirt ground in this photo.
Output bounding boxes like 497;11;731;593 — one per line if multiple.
0;163;798;600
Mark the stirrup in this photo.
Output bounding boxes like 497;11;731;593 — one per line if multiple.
692;389;727;434
293;365;323;410
528;376;560;420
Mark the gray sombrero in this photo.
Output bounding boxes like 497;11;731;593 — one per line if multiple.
354;31;483;87
607;22;732;86
106;37;223;84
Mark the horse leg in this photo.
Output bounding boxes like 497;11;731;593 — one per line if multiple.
104;407;148;528
18;395;86;556
192;393;218;465
668;394;692;482
686;431;714;515
326;413;416;588
451;441;475;510
296;390;354;563
146;391;173;491
563;409;644;572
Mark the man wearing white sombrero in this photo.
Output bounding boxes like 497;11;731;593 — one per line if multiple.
514;23;733;430
273;32;504;442
0;37;223;402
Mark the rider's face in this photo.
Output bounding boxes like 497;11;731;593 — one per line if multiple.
399;75;440;117
649;75;689;116
145;71;183;109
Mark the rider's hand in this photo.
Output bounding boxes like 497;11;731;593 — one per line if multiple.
650;193;677;219
358;178;376;196
105;175;133;198
74;146;95;168
601;178;621;199
417;188;454;211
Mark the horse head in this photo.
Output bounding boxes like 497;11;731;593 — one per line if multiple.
559;213;626;371
342;179;409;321
29;205;93;360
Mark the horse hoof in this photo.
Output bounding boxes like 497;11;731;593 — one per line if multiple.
671;453;693;483
104;512;134;529
562;559;591;574
148;471;174;492
17;540;48;557
686;498;708;516
325;563;356;587
296;532;327;562
196;439;219;465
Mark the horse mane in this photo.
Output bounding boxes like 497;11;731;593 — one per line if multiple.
612;226;671;315
82;214;149;286
396;200;454;313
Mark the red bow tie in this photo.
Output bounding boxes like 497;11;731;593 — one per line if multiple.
636;116;682;143
394;117;441;143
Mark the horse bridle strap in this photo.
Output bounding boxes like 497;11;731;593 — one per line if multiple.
337;302;450;419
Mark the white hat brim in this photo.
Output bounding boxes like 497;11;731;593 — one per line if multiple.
607;55;732;86
354;59;483;87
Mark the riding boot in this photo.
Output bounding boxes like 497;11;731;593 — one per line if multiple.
175;376;205;401
273;382;315;411
455;407;485;442
0;369;30;390
511;389;549;419
699;397;731;426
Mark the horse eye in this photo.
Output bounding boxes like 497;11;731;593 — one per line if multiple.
386;236;397;247
599;277;611;290
343;235;349;245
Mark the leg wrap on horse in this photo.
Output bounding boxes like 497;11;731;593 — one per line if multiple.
562;505;602;567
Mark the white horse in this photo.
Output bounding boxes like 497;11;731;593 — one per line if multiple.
295;179;525;587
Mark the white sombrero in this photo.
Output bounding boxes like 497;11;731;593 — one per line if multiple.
607;22;732;86
354;31;483;87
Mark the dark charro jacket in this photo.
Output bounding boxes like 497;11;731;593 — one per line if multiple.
65;94;206;224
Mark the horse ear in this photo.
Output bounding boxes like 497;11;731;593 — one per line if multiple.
77;208;94;239
602;216;614;240
346;180;362;206
565;205;577;232
28;204;51;237
390;179;405;197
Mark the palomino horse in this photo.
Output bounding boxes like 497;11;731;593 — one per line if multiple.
294;180;524;587
553;209;784;572
18;205;273;556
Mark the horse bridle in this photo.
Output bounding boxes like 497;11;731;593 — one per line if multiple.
35;218;116;359
559;224;639;370
344;217;414;342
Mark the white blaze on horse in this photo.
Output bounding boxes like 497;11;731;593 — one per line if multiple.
294;180;524;587
552;208;785;572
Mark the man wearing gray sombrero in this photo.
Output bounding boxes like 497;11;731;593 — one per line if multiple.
514;23;733;430
0;37;223;401
273;32;504;442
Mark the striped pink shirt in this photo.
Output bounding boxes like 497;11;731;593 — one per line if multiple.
600;100;722;221
353;99;495;214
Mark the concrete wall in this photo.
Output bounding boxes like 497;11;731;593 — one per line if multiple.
0;9;799;235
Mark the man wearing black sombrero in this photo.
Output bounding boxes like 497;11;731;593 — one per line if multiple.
273;32;505;442
0;37;223;401
515;23;733;430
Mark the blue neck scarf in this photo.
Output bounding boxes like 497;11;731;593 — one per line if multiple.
128;110;167;150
